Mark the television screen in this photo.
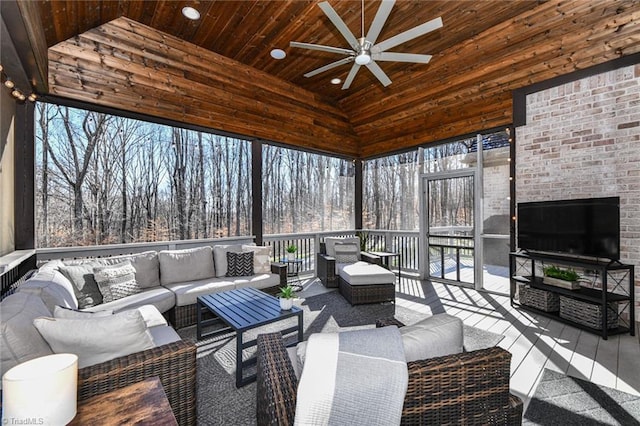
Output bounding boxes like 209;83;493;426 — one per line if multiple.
517;197;620;260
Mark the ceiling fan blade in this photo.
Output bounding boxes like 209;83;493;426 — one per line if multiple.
372;52;432;63
290;41;354;56
372;17;443;54
365;61;392;87
303;56;354;78
318;1;359;50
366;0;395;44
341;63;361;90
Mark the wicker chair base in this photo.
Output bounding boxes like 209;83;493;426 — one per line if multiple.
171;284;282;329
338;275;395;306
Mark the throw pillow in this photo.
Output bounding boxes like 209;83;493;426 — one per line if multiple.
158;246;216;285
93;261;142;303
53;305;113;318
242;245;271;274
98;251;160;288
333;243;360;264
33;310;155;369
58;263;103;309
226;251;254;277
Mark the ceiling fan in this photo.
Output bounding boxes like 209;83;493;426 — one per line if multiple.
290;0;443;90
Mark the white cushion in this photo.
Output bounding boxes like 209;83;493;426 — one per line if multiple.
399;314;464;362
82;287;176;314
33;310;155;369
162;277;236;307
338;261;395;285
213;244;243;277
18;269;78;311
147;325;182;347
136;304;168;328
232;273;280;290
94;261;142;303
242;245;271;274
159;246;216;285
53;305;113;318
1;293;54;382
324;237;360;257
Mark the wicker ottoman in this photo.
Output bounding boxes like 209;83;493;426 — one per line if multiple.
337;262;396;305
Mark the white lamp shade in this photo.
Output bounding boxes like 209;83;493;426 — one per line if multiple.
2;354;78;425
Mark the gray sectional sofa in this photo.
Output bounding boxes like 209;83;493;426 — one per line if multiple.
0;243;286;425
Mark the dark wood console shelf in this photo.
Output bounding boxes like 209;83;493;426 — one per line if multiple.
510;251;635;340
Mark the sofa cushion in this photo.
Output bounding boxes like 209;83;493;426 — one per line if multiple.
33;309;155;369
1;293;54;382
55;304;168;328
147;325;182;347
82;287;176;314
232;273;280;291
213;244;243;277
18;269;78;311
97;251;160;289
333;243;359;264
337;261;396;285
159;246;216;285
324;237;360;257
226;251;254;277
163;278;236;307
399;314;464;362
242;245;271;274
94;261;142;302
53;305;113;318
58;262;103;308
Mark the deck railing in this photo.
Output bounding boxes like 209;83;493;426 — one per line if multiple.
34;230;421;277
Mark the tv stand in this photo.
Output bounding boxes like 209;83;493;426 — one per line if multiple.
510;251;634;339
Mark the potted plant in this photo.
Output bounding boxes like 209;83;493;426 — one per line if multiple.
542;265;580;290
286;244;297;261
277;284;296;310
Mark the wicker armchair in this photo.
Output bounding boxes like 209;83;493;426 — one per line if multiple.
78;340;197;426
316;241;380;289
256;332;523;425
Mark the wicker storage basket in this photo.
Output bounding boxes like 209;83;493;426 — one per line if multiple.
518;283;560;312
559;296;619;330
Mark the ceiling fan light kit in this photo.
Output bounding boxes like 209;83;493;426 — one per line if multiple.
290;0;443;89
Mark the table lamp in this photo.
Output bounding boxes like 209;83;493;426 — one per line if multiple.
2;353;78;425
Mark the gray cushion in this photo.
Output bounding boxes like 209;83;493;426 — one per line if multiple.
1;293;54;382
94;261;142;302
232;273;280;290
333;242;359;264
53;305;113;318
213;244;243;277
158;246;216;285
82;287;176;314
98;251;160;289
242;245;271;274
18;269;78;311
226;251;254;277
147;325;182;347
58;262;103;308
163;278;236;307
33;309;155;369
399;314;464;362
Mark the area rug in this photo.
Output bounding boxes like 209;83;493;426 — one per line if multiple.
178;289;505;425
523;369;640;426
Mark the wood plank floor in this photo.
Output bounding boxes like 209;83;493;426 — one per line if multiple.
393;276;640;413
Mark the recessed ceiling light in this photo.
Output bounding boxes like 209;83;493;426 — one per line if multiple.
331;78;342;85
270;49;286;60
182;6;200;20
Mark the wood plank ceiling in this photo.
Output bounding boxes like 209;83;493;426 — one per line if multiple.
37;0;640;158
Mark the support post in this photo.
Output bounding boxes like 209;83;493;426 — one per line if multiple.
252;140;263;245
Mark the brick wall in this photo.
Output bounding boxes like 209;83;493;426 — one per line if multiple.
516;63;640;322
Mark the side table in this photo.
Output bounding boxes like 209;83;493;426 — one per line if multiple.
69;377;177;425
281;258;304;291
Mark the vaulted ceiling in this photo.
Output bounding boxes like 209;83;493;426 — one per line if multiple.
29;1;640;157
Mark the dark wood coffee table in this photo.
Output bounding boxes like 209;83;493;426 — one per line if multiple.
197;287;303;387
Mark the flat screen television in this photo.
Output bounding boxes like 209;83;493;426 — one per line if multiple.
517;197;620;260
